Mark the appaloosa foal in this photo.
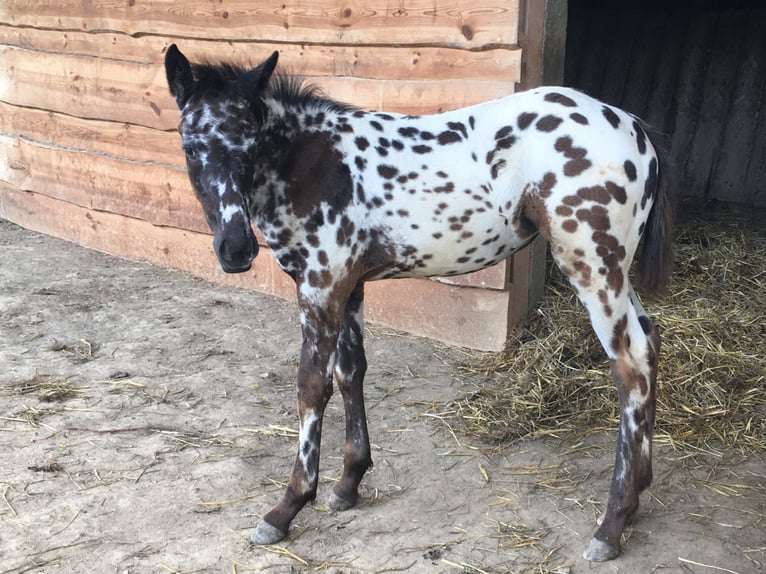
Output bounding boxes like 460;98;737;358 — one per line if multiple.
164;44;674;562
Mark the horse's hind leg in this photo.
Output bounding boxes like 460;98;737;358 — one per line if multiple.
328;283;373;510
552;251;659;561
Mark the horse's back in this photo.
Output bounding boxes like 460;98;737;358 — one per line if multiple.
351;87;659;281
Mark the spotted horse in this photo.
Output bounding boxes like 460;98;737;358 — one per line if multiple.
165;45;675;562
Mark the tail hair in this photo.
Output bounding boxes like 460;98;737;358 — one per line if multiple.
635;121;677;300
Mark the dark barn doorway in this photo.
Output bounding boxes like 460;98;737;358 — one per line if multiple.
564;0;766;206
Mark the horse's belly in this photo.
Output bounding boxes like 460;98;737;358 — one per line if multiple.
376;210;530;279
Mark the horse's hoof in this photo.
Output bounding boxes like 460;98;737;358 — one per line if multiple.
327;491;356;511
251;520;286;545
583;537;620;562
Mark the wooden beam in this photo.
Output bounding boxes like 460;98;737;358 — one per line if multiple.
0;45;517;128
0;134;204;232
0;102;183;166
0;0;520;49
0;25;521;83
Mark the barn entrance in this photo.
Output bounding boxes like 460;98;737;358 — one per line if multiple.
563;0;766;206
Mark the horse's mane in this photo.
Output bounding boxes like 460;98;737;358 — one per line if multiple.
190;61;357;114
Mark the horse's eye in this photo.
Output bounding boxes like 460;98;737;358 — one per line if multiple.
183;144;197;159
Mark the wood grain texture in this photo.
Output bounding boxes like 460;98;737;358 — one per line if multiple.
0;45;517;128
0;184;513;350
0;0;519;49
0;102;182;166
0;25;521;83
0;134;204;232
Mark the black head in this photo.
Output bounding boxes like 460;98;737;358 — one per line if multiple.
164;44;279;273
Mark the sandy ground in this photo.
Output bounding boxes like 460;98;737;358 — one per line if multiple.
1;218;764;574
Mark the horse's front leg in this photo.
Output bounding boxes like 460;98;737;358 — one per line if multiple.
251;291;344;545
327;283;372;510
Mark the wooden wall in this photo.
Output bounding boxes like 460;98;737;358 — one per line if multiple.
0;1;540;351
565;0;766;206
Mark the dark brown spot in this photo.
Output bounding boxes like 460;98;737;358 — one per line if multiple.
577;185;611;204
437;130;462;145
281;132;353;219
412;144;432;154
517;112;538;130
575;204;610;231
399;127;419;139
544;92;577;107
536;115;563;132
562;219;578;232
606;181;627;204
633;120;647;154
562;195;582;207
378;165;399;179
570;112;588;125
554;136;592;177
624;160;637;182
610;314;629;354
602;106;620;129
448;121;468;139
538;171;557;198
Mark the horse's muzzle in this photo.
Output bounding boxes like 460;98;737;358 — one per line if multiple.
215;234;259;274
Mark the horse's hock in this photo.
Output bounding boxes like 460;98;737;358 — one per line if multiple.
1;1;764;350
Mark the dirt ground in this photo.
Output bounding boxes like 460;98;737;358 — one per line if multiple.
1;218;764;574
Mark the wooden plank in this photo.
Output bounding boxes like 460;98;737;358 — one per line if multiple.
432;263;508;290
562;1;587;86
668;11;717;196
0;184;513;351
0;102;183;166
0;0;520;49
684;10;747;198
710;10;766;203
0;134;205;232
568;8;613;99
0;25;522;84
317;77;516;115
0;45;174;131
0;46;516;128
644;11;688;131
742;81;766;206
620;11;666;117
596;10;634;106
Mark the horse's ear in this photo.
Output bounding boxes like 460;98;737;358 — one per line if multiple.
165;44;195;109
239;51;279;102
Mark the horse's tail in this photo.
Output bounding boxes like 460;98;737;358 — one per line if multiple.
635;122;677;300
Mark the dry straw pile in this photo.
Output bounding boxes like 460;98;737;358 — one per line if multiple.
457;203;766;454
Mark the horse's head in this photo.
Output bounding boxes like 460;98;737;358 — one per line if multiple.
164;44;279;273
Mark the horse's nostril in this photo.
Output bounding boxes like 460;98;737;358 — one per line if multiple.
216;234;256;273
